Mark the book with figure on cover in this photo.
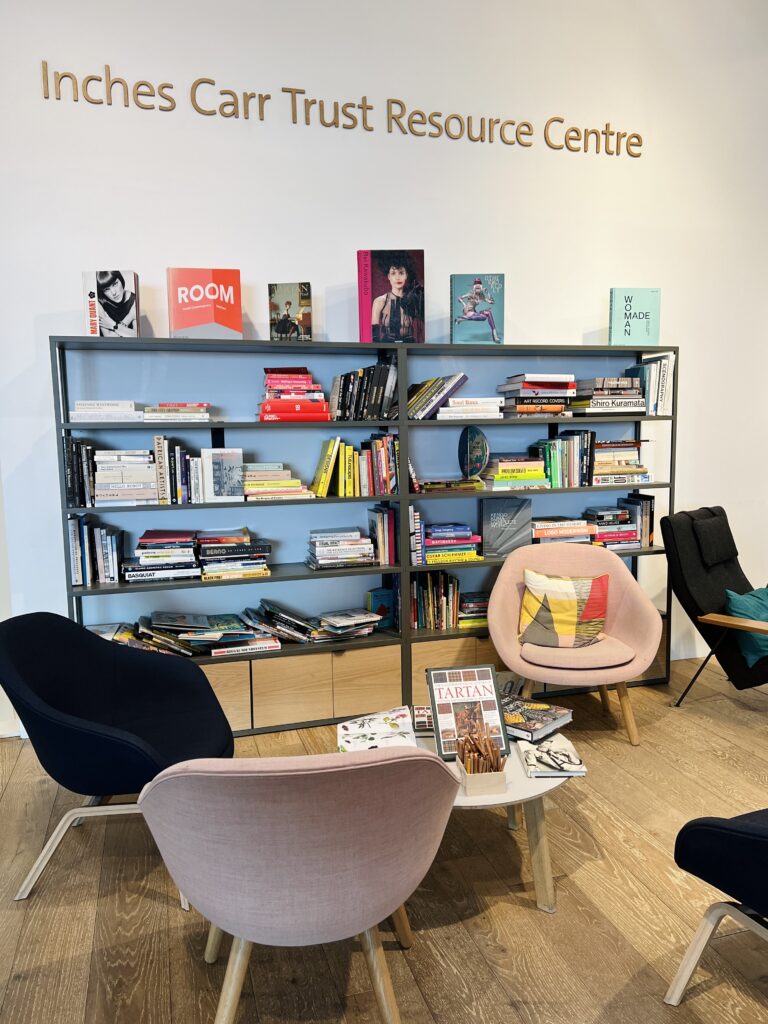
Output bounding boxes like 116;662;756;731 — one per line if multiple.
83;271;139;337
358;249;425;343
269;281;312;341
608;288;661;346
427;664;509;761
450;274;504;343
167;268;242;338
516;734;587;778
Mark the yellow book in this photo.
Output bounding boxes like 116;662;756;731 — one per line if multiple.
336;442;346;496
345;444;354;497
424;551;483;563
353;450;360;497
245;479;303;488
309;437;340;498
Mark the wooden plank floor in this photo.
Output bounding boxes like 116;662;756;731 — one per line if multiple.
0;658;767;1024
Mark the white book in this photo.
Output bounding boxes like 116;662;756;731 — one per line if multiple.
516;734;586;777
75;400;137;410
337;707;417;752
436;410;503;419
201;448;244;503
69;411;144;421
445;396;504;407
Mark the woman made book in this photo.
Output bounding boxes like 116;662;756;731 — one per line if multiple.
357;249;425;343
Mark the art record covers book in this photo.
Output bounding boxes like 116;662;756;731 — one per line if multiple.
269;281;312;341
608;288;661;346
450;274;504;343
481;497;532;556
357;249;425;343
336;707;417;752
167;268;242;338
427;664;509;761
83;271;139;337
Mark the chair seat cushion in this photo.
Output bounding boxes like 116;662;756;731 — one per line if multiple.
520;634;635;669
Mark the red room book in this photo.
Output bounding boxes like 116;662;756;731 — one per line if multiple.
167;268;242;339
357;249;425;344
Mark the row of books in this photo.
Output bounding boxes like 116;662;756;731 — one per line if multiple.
409;570;461;631
394;373;469;420
245;600;382;644
523;436;652;489
309;434;403;498
329;358;398;420
68;400;213;423
531;496;655;550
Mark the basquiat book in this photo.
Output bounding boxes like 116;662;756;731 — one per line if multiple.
269;281;312;341
357;249;425;343
608;288;661;346
167;268;242;338
83;271;140;337
450;274;504;343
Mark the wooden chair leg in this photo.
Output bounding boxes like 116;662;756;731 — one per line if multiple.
521;679;535;699
615;682;640;746
360;924;402;1024
214;935;253;1024
205;923;224;964
598;685;612;713
389;904;413;949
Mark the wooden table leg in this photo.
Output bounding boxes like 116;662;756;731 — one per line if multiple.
389;903;413;949
506;804;521;831
523;797;556;913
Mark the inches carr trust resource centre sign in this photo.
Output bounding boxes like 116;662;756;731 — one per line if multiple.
39;62;645;158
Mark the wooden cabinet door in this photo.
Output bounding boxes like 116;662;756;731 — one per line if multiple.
332;646;402;718
409;638;478;705
475;637;506;671
202;661;252;732
252;654;334;729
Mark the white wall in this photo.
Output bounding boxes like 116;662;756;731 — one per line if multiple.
1;0;766;659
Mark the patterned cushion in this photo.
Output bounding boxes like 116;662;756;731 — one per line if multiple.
518;568;609;648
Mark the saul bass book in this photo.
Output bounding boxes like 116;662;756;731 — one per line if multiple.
357;249;425;343
83;271;140;337
450;274;504;343
427;664;509;761
608;288;661;346
167;268;243;338
269;281;312;341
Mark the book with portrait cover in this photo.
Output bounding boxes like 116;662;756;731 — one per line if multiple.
357;249;425;343
608;288;661;346
450;274;504;343
167;268;242;339
83;271;140;337
269;281;312;341
427;664;509;761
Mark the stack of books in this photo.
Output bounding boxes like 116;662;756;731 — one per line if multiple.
481;452;550;491
68;400;143;422
584;505;640;550
94;449;157;506
592;440;652;486
329;358;397;420
571;378;644;416
435;396;504;421
618;494;655;547
458;592;490;629
403;373;468;420
123;529;201;584
424;523;482;564
66;514;122;586
418;477;486;494
306;526;377;570
243;460;314;501
318;608;382;639
146;611;280;656
197;527;272;581
531;516;591;544
310;434;399;498
242;600;369;644
258;366;331;422
368;505;397;565
625;352;675;416
143;402;212;422
498;373;575;418
499;683;586;779
410;570;460;631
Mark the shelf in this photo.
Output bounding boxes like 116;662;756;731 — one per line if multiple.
190;630;403;665
411;483;671;500
52;337;404;354
65;494;401;513
61;420;396;431
409;415;673;426
408;546;666;571
411;625;489;642
405;343;679;356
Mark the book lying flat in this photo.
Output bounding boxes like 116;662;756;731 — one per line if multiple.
337;707;417;752
501;697;573;741
516;734;587;778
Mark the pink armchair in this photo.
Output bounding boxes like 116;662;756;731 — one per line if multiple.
488;543;663;745
139;747;458;1024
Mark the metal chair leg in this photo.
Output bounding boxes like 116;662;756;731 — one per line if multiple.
673;632;726;707
72;794;105;828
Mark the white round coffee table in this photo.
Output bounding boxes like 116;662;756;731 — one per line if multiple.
417;736;569;912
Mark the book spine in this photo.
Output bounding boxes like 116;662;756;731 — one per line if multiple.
259;412;331;422
210;641;280;656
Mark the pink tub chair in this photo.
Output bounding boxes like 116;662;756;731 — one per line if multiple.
488;543;663;746
139;748;458;1024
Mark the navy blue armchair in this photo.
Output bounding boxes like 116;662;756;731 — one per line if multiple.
0;612;234;900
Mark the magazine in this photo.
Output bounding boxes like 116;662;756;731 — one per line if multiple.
427;664;509;761
516;734;587;778
337;706;417;752
500;696;573;741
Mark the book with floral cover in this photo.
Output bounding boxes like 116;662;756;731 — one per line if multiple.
337;707;417;752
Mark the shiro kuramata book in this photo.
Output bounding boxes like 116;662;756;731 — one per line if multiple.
450;274;504;343
609;288;661;346
481;497;532;556
269;281;312;341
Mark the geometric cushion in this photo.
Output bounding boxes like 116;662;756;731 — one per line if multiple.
725;587;768;668
520;634;635;669
519;569;609;648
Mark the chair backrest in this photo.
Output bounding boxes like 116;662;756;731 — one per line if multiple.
139;748;459;946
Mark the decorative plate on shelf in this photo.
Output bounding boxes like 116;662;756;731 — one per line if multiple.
458;425;490;478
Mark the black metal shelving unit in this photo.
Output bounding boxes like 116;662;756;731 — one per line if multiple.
51;336;677;733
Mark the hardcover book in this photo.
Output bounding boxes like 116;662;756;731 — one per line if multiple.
167;268;242;338
269;281;312;341
500;696;573;741
516;734;587;778
450;274;504;343
201;448;244;503
357;249;425;343
83;271;139;337
427;664;509;761
608;288;661;346
337;706;417;752
481;497;532;556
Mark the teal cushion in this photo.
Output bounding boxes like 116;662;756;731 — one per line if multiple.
725;587;768;668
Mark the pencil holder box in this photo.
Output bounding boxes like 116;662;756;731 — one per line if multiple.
455;757;507;796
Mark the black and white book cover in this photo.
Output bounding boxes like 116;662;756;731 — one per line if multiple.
201;448;244;503
481;497;532;556
83;270;139;337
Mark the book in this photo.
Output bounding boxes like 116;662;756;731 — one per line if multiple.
83;271;139;337
337;707;417;752
268;281;312;341
427;664;510;761
608;288;661;346
167;268;242;338
357;249;425;343
412;705;434;734
500;696;573;741
516;734;587;778
450;274;504;343
366;586;394;629
481;497;532;556
201;448;244;503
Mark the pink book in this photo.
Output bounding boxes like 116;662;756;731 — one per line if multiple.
357;249;425;343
